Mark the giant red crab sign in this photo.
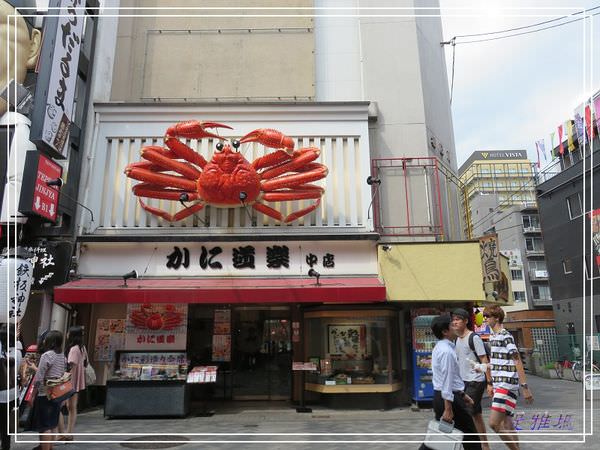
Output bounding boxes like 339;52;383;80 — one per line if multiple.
123;121;328;223
129;304;184;331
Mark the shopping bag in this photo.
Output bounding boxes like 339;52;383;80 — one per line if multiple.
85;362;96;385
422;419;463;450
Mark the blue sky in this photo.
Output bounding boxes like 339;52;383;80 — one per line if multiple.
439;0;599;168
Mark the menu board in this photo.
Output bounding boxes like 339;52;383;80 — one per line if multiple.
212;309;231;361
95;318;126;362
187;366;218;383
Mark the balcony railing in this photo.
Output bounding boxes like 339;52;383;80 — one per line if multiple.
532;297;552;306
525;249;545;257
523;225;542;233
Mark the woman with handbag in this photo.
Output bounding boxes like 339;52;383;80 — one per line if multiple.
0;323;21;450
60;326;87;441
31;331;68;450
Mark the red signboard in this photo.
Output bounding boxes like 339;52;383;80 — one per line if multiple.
33;154;62;220
18;151;62;222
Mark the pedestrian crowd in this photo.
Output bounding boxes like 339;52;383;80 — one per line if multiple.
0;325;90;450
421;305;534;450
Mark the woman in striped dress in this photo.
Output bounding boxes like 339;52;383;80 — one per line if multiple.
31;331;66;450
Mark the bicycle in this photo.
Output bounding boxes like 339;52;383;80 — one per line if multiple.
571;359;600;382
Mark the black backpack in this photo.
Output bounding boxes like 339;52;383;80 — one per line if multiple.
468;332;491;363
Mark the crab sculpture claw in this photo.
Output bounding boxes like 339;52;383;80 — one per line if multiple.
166;120;233;140
240;128;295;154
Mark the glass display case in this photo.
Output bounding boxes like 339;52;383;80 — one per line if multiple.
111;351;188;381
105;351;189;418
304;309;400;393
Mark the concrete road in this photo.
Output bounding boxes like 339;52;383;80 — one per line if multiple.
10;374;599;449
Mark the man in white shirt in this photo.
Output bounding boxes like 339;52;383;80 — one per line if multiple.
425;315;482;450
452;308;491;450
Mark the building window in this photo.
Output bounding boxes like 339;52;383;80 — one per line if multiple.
513;291;526;302
566;192;583;219
525;237;544;252
563;258;573;274
532;285;551;300
522;215;540;229
511;269;523;280
585;254;600;280
568;302;572;313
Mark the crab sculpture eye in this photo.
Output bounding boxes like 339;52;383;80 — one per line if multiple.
232;139;240;149
215;142;224;151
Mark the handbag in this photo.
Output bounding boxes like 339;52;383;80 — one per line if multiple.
18;379;36;430
83;347;96;385
46;372;75;404
423;419;464;450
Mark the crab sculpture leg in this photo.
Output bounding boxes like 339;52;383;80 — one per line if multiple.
250;148;328;223
124;121;232;221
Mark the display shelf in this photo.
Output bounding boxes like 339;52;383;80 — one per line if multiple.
305;382;401;394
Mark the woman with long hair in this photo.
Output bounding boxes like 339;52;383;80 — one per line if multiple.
31;330;65;450
61;326;86;440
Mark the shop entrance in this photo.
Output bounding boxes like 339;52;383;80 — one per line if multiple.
232;306;292;400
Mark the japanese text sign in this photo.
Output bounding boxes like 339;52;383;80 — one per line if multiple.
30;0;85;158
125;303;188;350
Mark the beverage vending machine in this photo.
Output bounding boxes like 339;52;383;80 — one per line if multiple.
412;314;438;403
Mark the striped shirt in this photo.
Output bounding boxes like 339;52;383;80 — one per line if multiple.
489;328;519;391
33;350;66;396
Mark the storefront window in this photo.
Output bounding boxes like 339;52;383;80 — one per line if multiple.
304;310;399;387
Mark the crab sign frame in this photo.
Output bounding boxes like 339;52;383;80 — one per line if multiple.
123;121;328;224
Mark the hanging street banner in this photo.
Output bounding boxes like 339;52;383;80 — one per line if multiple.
29;0;85;159
18;151;62;222
0;256;34;322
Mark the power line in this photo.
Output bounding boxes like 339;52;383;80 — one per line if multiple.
468;174;539;231
457;10;600;45
452;5;600;39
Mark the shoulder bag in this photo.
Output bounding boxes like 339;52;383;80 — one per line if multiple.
83;346;96;386
46;355;75;403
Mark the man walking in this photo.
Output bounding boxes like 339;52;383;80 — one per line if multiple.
422;315;482;450
484;305;534;450
452;308;491;450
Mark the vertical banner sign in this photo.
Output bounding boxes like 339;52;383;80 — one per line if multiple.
567;120;575;152
125;304;188;350
29;0;85;159
558;125;565;155
574;113;586;147
212;309;231;362
479;234;500;282
593;97;600;135
0;256;34;322
589;209;600;271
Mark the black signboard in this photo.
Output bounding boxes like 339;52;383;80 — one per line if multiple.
22;240;74;289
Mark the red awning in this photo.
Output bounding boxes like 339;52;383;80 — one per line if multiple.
54;277;386;304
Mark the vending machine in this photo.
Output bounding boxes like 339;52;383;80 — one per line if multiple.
412;314;438;403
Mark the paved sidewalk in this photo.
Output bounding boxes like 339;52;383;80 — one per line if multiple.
10;375;599;449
